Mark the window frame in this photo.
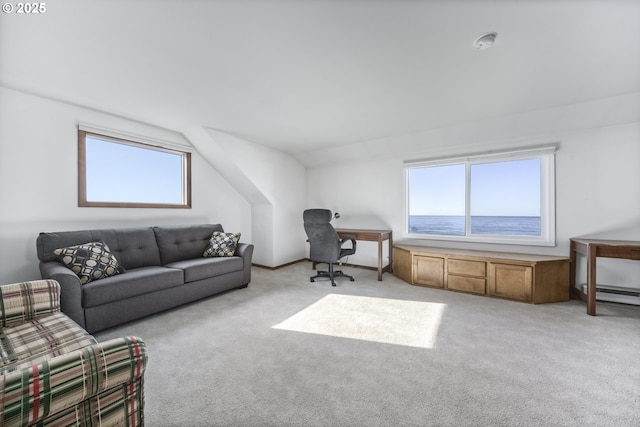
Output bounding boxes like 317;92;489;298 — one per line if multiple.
403;146;556;246
78;129;192;209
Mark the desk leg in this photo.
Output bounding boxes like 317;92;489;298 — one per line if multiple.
377;237;383;281
586;244;597;316
388;233;393;274
569;241;576;292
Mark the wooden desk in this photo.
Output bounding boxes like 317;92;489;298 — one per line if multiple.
569;238;640;316
336;228;393;281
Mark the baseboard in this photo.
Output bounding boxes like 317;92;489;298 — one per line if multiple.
578;283;640;306
252;259;307;270
307;259;379;272
253;259;381;272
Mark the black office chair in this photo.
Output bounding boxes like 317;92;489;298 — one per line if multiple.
303;209;356;287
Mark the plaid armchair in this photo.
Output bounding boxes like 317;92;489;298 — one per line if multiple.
0;280;147;426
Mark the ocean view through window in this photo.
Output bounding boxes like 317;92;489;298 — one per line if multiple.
408;215;541;236
404;146;556;246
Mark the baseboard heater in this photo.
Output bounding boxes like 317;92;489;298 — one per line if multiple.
580;283;640;306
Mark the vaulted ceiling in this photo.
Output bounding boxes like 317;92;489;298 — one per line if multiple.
1;0;639;156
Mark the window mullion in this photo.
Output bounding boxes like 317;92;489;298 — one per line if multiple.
465;161;471;237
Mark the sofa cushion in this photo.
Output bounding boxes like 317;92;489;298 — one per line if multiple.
37;227;162;270
0;312;96;372
153;224;224;265
82;266;184;308
165;257;243;283
203;231;241;257
54;241;125;284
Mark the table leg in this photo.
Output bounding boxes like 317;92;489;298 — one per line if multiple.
569;241;576;291
587;244;597;316
388;233;393;274
377;236;383;281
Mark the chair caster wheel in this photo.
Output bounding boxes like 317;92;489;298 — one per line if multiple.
350;278;355;281
310;279;315;282
332;283;337;287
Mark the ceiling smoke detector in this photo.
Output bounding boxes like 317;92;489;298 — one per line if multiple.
474;32;498;50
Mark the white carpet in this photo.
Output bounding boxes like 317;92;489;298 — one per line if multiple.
273;293;446;349
95;262;640;426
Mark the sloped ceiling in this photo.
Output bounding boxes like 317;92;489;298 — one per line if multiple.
1;0;639;159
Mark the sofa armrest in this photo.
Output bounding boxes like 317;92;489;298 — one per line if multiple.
1;336;147;427
0;280;61;328
235;243;254;285
39;261;86;329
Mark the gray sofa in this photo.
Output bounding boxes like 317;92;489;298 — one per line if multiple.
37;224;254;333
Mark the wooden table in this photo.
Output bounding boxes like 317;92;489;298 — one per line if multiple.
569;238;640;315
336;228;393;281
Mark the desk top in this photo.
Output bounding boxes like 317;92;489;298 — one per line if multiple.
336;228;392;234
571;238;640;247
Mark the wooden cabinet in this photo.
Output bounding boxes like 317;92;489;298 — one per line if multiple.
413;255;444;288
489;263;532;301
392;245;413;284
393;244;570;304
447;258;486;295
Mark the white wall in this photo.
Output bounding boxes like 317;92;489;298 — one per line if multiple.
204;129;308;267
183;127;307;267
0;88;251;283
2;85;638;288
307;95;640;288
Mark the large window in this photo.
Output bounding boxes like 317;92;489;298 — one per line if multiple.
78;129;191;208
405;146;556;246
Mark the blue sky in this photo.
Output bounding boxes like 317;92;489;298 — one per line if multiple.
86;137;183;204
408;158;541;217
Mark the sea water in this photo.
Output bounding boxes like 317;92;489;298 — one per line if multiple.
409;215;541;236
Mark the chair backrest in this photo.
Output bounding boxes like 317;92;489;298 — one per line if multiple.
303;209;340;263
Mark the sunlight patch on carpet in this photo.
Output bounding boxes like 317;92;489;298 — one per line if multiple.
272;294;445;349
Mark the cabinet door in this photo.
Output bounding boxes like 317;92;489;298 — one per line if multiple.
489;263;533;302
393;248;413;284
413;255;444;288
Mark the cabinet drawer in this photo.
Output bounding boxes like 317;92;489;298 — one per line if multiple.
489;263;533;302
448;259;486;277
447;275;486;295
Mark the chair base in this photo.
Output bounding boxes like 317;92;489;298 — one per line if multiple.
310;263;355;287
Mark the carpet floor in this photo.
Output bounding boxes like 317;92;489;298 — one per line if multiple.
96;262;640;427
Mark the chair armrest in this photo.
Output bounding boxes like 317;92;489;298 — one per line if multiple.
1;336;147;426
340;237;357;251
0;280;61;328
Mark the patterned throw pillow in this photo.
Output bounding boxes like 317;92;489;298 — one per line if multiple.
203;231;241;257
54;241;125;284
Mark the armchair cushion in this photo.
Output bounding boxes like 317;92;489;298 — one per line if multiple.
0;312;96;372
